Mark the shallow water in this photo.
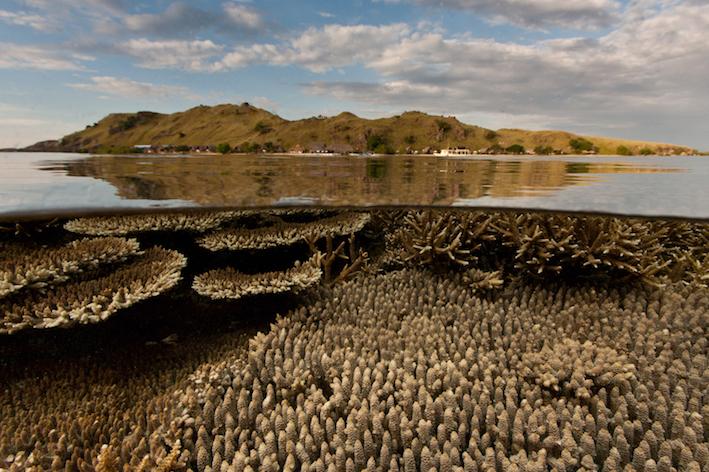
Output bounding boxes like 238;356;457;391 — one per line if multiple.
1;152;708;220
0;179;707;469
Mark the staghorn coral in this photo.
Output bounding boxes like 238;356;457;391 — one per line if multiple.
175;269;707;471
387;209;709;286
306;233;369;285
193;254;322;300
198;211;371;251
0;246;186;334
64;210;243;236
399;210;496;269
0;237;140;299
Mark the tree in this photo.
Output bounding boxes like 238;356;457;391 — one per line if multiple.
404;135;416;145
367;134;387;152
436;120;452;133
216;143;232;154
639;147;653;155
534;145;553;155
506;144;526;154
175;144;190;153
485;130;498;141
616;145;632;156
254;121;273;134
569;138;597;153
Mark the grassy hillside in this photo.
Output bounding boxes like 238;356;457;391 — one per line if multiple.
46;103;696;155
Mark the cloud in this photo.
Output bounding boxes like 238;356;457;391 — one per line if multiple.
0;43;86;70
381;0;621;29
123;1;264;38
117;39;223;71
215;23;411;72
67;76;196;99
297;1;709;146
0;9;52;30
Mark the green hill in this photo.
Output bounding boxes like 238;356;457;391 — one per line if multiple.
32;103;696;155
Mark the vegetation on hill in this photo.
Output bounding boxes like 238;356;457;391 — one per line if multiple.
32;103;696;155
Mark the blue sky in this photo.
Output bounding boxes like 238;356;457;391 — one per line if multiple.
0;0;707;149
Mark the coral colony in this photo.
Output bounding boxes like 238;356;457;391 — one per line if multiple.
0;209;706;471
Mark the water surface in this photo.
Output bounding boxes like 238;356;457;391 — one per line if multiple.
1;152;707;220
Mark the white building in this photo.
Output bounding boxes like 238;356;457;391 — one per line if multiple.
435;147;472;156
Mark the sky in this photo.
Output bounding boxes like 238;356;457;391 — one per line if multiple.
0;0;707;149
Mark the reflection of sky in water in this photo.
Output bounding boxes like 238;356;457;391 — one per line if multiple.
0;152;706;220
453;158;708;218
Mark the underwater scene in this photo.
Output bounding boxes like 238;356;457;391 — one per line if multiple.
1;203;707;471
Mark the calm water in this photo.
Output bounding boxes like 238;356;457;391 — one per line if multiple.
0;152;707;220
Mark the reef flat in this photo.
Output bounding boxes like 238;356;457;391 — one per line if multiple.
0;209;706;471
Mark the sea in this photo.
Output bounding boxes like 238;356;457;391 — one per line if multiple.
0;152;706;472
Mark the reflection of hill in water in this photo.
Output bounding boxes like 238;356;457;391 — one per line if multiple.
65;155;675;206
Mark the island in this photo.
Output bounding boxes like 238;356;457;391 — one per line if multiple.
18;103;698;156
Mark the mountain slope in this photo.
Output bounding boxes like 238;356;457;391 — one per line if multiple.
44;103;695;155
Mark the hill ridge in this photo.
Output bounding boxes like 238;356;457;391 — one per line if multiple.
24;103;697;156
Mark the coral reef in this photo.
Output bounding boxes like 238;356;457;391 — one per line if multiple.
193;254;322;300
174;270;707;471
0;237;140;298
391;209;709;286
0;330;256;471
198;212;371;251
400;211;495;269
0;247;186;333
64;211;242;236
305;234;369;286
0;209;706;472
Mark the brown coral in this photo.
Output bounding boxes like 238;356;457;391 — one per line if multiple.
521;338;637;400
64;210;242;235
0;237;140;299
174;269;708;471
0;246;186;334
192;254;322;300
198;212;371;251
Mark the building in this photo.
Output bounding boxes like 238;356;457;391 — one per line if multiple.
435;147;472;156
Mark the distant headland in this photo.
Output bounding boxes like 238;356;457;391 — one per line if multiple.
14;103;698;156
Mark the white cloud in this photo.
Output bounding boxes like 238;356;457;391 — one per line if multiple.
381;0;621;29
223;2;264;29
123;1;264;37
118;39;223;71
297;1;709;146
215;23;411;72
0;43;86;70
67;76;196;99
0;9;52;30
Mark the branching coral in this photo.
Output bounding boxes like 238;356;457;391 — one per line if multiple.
192;254;322;300
306;233;369;285
0;247;186;334
397;210;497;270
462;268;504;293
64;210;242;235
389;210;708;286
521;338;637;400
197;212;371;251
0;237;140;299
175;270;707;471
